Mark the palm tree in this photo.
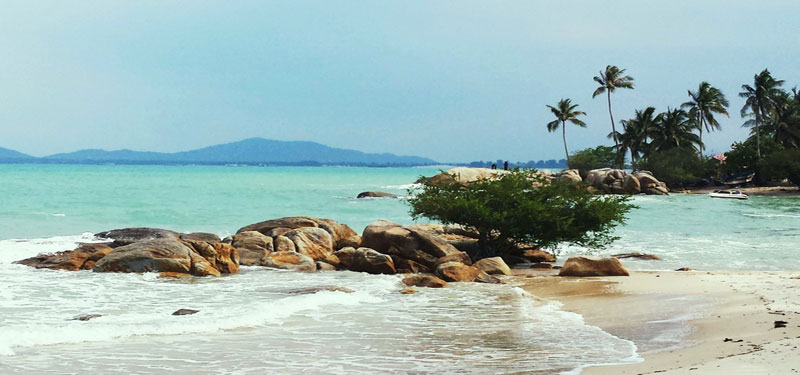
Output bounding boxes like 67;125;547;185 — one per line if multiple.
681;82;729;155
613;107;657;163
593;65;635;159
768;89;800;149
649;108;701;152
739;69;785;157
546;98;587;166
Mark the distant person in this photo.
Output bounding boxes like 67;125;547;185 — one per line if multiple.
491;163;497;170
503;161;508;170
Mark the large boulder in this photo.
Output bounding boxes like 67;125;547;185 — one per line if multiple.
286;227;334;261
435;261;500;283
634;171;660;187
361;220;463;268
182;240;239;275
402;274;447;288
585;168;611;188
391;256;431;274
92;239;194;274
521;249;556;263
179;232;221;243
95;228;180;245
623;175;641;194
473;257;512;276
262;251;316;272
556;169;583;183
231;231;273;266
237;216;357;250
429;167;509;184
237;217;319;234
357;191;399;199
558;256;630;277
274;235;296;252
15;243;113;271
333;247;396;274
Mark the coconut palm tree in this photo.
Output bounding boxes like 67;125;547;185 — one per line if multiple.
739;69;785;158
612;107;657;163
681;82;729;155
546;98;587;166
768;89;800;149
649;108;701;152
592;65;635;160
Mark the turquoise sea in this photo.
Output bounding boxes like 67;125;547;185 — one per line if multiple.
1;164;798;374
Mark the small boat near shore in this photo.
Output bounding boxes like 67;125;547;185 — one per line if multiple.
709;189;749;200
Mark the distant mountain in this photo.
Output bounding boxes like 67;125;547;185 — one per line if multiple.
0;147;34;161
41;138;436;166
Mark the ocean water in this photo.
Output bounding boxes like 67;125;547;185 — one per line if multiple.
1;164;798;374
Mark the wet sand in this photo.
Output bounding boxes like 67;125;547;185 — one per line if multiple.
513;270;800;374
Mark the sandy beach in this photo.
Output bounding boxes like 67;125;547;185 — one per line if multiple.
514;270;800;374
682;185;800;197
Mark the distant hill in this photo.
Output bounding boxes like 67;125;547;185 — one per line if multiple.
0;147;34;161
41;138;436;166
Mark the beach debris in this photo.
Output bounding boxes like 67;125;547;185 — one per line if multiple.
558;256;630;277
356;191;399;199
283;286;355;295
473;257;512;276
172;309;199;316
724;338;744;343
675;267;694;271
435;261;500;283
774;320;788;328
613;252;662;260
70;314;102;321
402;274;447;288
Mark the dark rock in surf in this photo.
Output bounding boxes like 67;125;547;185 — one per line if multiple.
15;243;114;271
172;309;199;316
356;191;399;199
70;314;102;321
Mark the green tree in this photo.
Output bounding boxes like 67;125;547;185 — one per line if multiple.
546;98;587;166
739;69;785;158
569;146;617;176
614;107;657;163
408;171;634;259
766;89;800;149
681;82;729;154
649;108;701;152
593;65;635;161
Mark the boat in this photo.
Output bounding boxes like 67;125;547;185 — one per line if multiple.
709;189;749;200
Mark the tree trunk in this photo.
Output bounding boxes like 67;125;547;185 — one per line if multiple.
698;112;704;156
562;120;570;166
755;111;762;158
476;232;493;260
607;91;620;166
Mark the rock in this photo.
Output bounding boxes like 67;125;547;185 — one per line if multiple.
179;232;221;243
316;261;337;271
313;218;359;249
433;252;472;267
446;238;480;258
172;309;199;316
231;231;274;266
391;256;431;274
182;240;239;275
774;320;788;328
558;257;630;277
361;220;462;268
286;227;334;261
93;239;194;274
237;216;357;250
283;286;355;294
333;247;396;274
501;255;532;268
645;185;669;195
473;257;512;276
402;274;447;288
530;263;554;269
274;235;296;252
356;191;399;199
521;249;556;263
95;228;180;245
613;252;662;260
264;227;293;238
429;167;510;184
610;180;626;194
399;288;417;294
70;314;102;321
262;251;316;272
675;267;694;271
158;272;195;279
15;243;113;271
338;235;362;249
435;261;499;283
586;168;611;188
623;175;641;194
556;169;583;183
634;172;660;187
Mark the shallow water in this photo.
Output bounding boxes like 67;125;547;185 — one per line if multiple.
1;164;797;374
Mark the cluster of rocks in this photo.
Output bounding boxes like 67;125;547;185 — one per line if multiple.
429;167;669;195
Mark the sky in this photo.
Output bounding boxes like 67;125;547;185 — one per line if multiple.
1;1;799;162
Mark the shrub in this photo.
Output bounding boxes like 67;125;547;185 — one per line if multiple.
760;149;800;186
569;146;617;177
634;148;716;188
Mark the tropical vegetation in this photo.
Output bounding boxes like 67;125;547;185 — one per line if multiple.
593;65;634;164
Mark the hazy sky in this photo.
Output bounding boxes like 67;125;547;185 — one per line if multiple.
1;1;799;162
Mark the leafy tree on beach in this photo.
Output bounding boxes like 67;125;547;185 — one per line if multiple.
593;65;635;162
546;98;587;167
408;171;634;259
649;108;701;152
681;82;729;155
740;69;785;158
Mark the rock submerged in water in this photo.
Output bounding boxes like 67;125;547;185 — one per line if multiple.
356;191;398;199
558;256;630;277
402;274;447;288
435;261;500;283
613;252;662;260
70;314;102;321
15;243;113;271
262;251;316;272
92;238;239;277
334;247;396;274
172;309;199;316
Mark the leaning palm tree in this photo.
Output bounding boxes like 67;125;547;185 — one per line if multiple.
739;69;785;157
593;65;635;159
681;82;729;155
546;98;587;166
649;108;701;152
613;107;657;163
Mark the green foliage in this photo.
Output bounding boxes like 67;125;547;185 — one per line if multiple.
761;149;800;186
569;146;617;176
407;171;634;258
723;137;783;178
634;149;716;187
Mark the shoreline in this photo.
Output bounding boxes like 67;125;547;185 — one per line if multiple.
513;270;800;374
680;185;800;197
